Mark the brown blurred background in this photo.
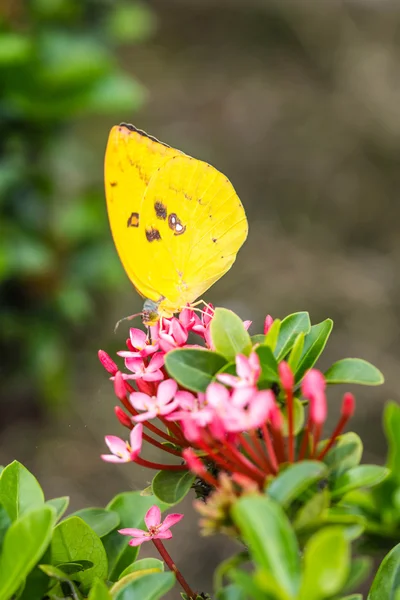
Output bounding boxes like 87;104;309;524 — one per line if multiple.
1;0;399;593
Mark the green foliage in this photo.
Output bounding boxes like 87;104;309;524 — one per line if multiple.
152;471;195;505
210;308;252;360
165;348;227;392
0;0;153;406
0;460;177;599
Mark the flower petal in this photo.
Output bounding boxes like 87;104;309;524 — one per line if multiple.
159;513;184;532
155;530;173;540
157;379;178;404
148;352;165;371
101;454;126;463
217;373;239;387
129;423;143;455
130;328;147;349
118;527;147;537
143;370;164;382
130;392;153;411
104;435;128;457
129;537;149;546
206;382;229;407
125;357;144;374
145;505;161;529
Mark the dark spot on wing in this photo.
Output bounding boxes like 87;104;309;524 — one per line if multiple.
110;181;117;187
155;201;167;220
127;212;139;227
146;228;161;242
212;238;217;243
168;213;186;236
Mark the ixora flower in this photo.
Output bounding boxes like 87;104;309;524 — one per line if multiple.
119;505;183;546
101;423;143;463
130;379;180;421
99;308;361;491
117;327;159;358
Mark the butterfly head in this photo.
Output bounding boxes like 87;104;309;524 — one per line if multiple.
142;298;162;327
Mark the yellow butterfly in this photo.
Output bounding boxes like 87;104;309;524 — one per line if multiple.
104;123;248;325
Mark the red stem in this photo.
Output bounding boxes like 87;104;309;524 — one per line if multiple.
152;538;196;599
261;424;278;474
238;433;269;472
250;430;271;472
317;414;350;460
298;425;310;461
286;389;295;463
134;457;188;471
222;440;266;486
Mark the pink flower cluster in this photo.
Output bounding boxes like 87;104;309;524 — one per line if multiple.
99;309;355;489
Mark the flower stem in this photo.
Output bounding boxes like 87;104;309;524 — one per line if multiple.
152;538;196;599
134;457;188;471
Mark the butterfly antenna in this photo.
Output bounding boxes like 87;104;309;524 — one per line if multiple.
114;312;143;333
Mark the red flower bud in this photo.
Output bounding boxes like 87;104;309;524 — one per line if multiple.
341;393;355;418
98;350;118;375
114;371;127;401
278;361;294;392
264;315;274;335
114;406;132;428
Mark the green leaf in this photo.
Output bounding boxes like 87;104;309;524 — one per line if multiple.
214;552;249;590
119;558;164;580
70;508;120;538
368;542;400;600
0;461;44;521
0;506;55;600
323;432;363;476
325;358;384;386
294;489;330;531
50;516;107;592
339;595;363;600
39;563;76;580
89;578;112;599
274;312;311;361
287;332;305;372
216;585;247;600
255;345;279;385
210;308;252;361
266;461;328;508
264;318;281;352
46;496;69;520
281;397;305;436
103;492;169;582
107;2;157;43
152;471;194;505
113;571;175;600
231;495;300;598
299;527;350;600
332;465;389;499
295;319;333;382
165;348;227;393
342;556;372;594
384;402;400;484
0;503;11;552
251;334;266;345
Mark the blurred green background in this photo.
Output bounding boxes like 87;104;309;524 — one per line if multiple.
1;0;399;593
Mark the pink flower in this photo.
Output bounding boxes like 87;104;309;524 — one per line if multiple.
302;369;327;424
217;352;261;389
166;391;213;442
179;307;202;331
119;505;183;546
159;318;188;353
101;424;142;463
124;353;165;382
131;379;180;422
224;389;275;433
117;328;159;359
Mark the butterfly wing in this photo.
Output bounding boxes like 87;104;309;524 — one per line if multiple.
104;124;182;301
104;124;248;314
136;154;248;314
